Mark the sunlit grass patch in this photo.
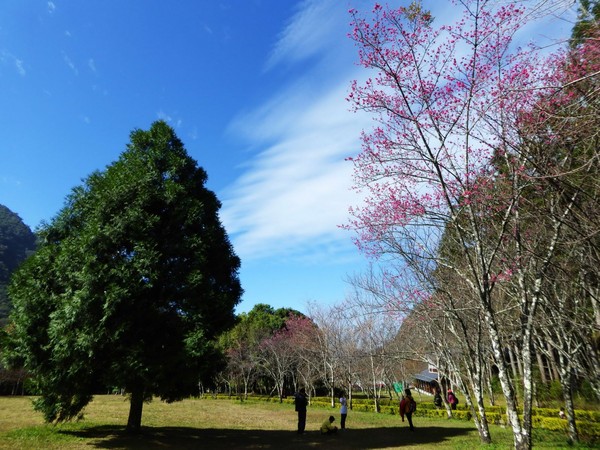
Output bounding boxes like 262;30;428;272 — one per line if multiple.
0;396;593;449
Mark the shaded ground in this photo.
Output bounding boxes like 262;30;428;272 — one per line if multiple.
61;424;472;449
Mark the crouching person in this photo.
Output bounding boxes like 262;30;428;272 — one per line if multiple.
320;415;338;435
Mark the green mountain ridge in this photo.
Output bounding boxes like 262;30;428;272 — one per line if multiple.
0;204;36;325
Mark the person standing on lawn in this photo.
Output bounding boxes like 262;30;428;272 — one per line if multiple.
339;392;348;430
447;389;458;410
399;388;416;431
433;389;443;408
294;388;308;434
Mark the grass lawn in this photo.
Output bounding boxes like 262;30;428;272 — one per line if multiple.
0;395;593;449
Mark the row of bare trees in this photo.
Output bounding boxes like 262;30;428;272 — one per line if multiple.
215;302;413;412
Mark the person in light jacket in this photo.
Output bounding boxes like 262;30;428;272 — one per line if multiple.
339;392;348;430
320;415;338;435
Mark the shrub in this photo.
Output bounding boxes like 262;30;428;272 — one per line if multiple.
548;381;563;400
486;412;505;426
578;380;596;402
380;405;396;415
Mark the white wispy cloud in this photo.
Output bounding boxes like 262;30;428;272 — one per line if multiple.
1;50;26;76
0;176;22;187
15;58;25;76
264;0;342;71
47;1;56;14
220;0;369;263
156;110;172;122
62;52;78;75
155;110;184;130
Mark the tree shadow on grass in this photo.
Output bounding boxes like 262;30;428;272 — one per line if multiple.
60;424;473;449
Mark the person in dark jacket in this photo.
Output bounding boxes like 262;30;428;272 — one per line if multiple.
433;389;443;408
294;388;308;434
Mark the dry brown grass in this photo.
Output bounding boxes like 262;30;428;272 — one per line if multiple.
0;395;576;449
0;396;44;433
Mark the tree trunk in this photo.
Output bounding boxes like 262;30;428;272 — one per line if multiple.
547;342;560;382
558;352;579;444
471;355;492;444
584;340;600;402
438;366;453;418
513;344;524;380
348;382;353;410
520;332;534;450
330;385;335;408
277;379;284;403
508;346;519;380
589;284;600;328
463;362;492;444
126;388;145;433
535;349;547;384
481;302;526;449
485;362;496;406
329;364;335;408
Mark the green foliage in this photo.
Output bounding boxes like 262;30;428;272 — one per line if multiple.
571;0;600;47
219;303;305;352
574;409;600;422
536;379;564;405
578;379;597;402
5;121;242;427
243;303;304;336
549;380;563;400
379;405;396;415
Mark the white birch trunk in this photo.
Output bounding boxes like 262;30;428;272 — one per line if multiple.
465;360;492;444
480;300;526;449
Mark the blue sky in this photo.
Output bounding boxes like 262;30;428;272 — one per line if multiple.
0;1;574;315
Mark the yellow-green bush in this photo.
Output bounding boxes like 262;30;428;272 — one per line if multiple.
532;416;567;432
379;405;397;415
485;412;505;426
576;409;600;422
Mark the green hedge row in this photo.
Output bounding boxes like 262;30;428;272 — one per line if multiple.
357;398;600;423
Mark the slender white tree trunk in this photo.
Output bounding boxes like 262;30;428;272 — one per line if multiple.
480;298;526;449
558;351;579;443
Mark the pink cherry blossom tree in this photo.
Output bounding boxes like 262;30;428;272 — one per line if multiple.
514;31;600;443
284;314;322;396
347;1;578;448
257;323;297;403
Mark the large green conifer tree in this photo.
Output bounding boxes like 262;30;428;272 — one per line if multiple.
7;121;242;432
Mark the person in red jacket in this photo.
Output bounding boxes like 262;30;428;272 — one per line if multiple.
399;388;416;431
447;389;458;410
